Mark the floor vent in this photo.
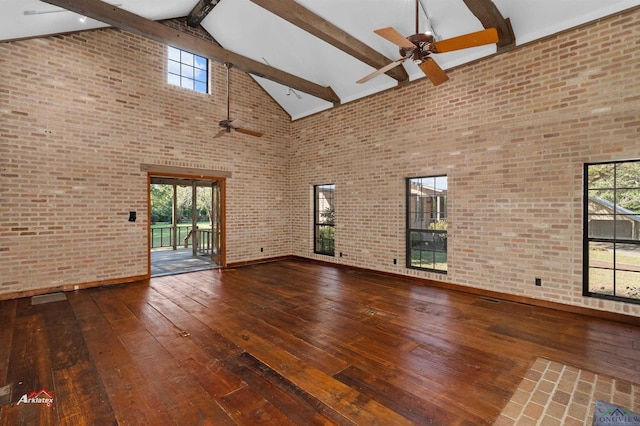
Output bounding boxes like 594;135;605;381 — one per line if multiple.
477;296;501;304
31;292;67;305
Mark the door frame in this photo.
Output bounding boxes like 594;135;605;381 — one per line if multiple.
147;172;226;276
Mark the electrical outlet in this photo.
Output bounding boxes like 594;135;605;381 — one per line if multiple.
535;278;542;286
339;252;342;257
393;258;397;265
260;247;263;252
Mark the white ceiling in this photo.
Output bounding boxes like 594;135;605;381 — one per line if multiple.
2;0;639;120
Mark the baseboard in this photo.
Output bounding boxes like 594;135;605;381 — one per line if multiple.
287;256;640;327
0;274;150;302
226;255;294;269
3;256;638;327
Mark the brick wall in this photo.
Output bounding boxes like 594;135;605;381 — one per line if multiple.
1;10;638;317
0;26;291;296
290;9;640;317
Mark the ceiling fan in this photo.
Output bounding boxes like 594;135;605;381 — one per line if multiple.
357;0;499;86
216;62;263;138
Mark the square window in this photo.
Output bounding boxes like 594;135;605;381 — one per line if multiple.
167;46;208;93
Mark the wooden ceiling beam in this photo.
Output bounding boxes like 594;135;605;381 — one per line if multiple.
249;0;409;84
462;0;515;51
187;0;220;28
40;0;340;104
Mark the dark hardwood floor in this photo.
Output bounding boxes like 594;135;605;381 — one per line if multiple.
0;259;638;425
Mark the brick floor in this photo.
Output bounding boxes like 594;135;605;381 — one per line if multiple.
495;358;640;425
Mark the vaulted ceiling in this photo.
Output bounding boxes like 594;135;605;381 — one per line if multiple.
2;0;639;120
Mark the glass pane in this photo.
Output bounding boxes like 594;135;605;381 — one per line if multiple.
168;59;181;75
615;243;640;272
587;163;615;190
615;270;640;300
587;214;615;239
420;250;434;269
194;55;207;70
589;267;614;295
409;248;418;267
409;231;447;271
181;51;194;65
616;162;640;189
167;73;180;86
410;231;426;249
167;46;181;61
435;249;448;271
434;176;448;191
194;67;207;83
614;215;637;240
410;247;430;269
180;77;194;90
195;81;207;93
315;225;334;255
588;189;614;209
589;241;614;268
616;188;640;214
181;64;194;79
315;185;334;225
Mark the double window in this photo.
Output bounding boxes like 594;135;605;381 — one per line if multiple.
407;176;448;272
167;46;208;93
314;184;335;256
584;160;640;303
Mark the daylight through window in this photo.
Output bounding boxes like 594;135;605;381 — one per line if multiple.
584;160;640;303
168;46;208;93
407;176;448;272
314;184;335;256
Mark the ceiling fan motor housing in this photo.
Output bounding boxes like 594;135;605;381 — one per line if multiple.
401;33;435;62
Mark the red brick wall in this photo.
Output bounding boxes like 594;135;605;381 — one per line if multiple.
290;9;640;317
0;26;291;295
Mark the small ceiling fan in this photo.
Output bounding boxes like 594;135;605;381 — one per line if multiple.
216;62;263;138
357;0;499;86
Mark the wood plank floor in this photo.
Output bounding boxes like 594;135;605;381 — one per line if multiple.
0;259;638;425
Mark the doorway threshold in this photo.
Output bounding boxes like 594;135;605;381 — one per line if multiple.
151;248;219;277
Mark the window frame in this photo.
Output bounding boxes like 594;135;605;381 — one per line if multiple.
167;46;209;94
406;175;448;273
314;184;335;256
583;159;640;305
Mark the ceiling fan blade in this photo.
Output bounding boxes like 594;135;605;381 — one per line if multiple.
235;127;264;137
356;57;408;84
228;118;263;137
214;128;228;138
419;57;449;86
431;28;498;53
229;118;244;128
374;27;415;49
